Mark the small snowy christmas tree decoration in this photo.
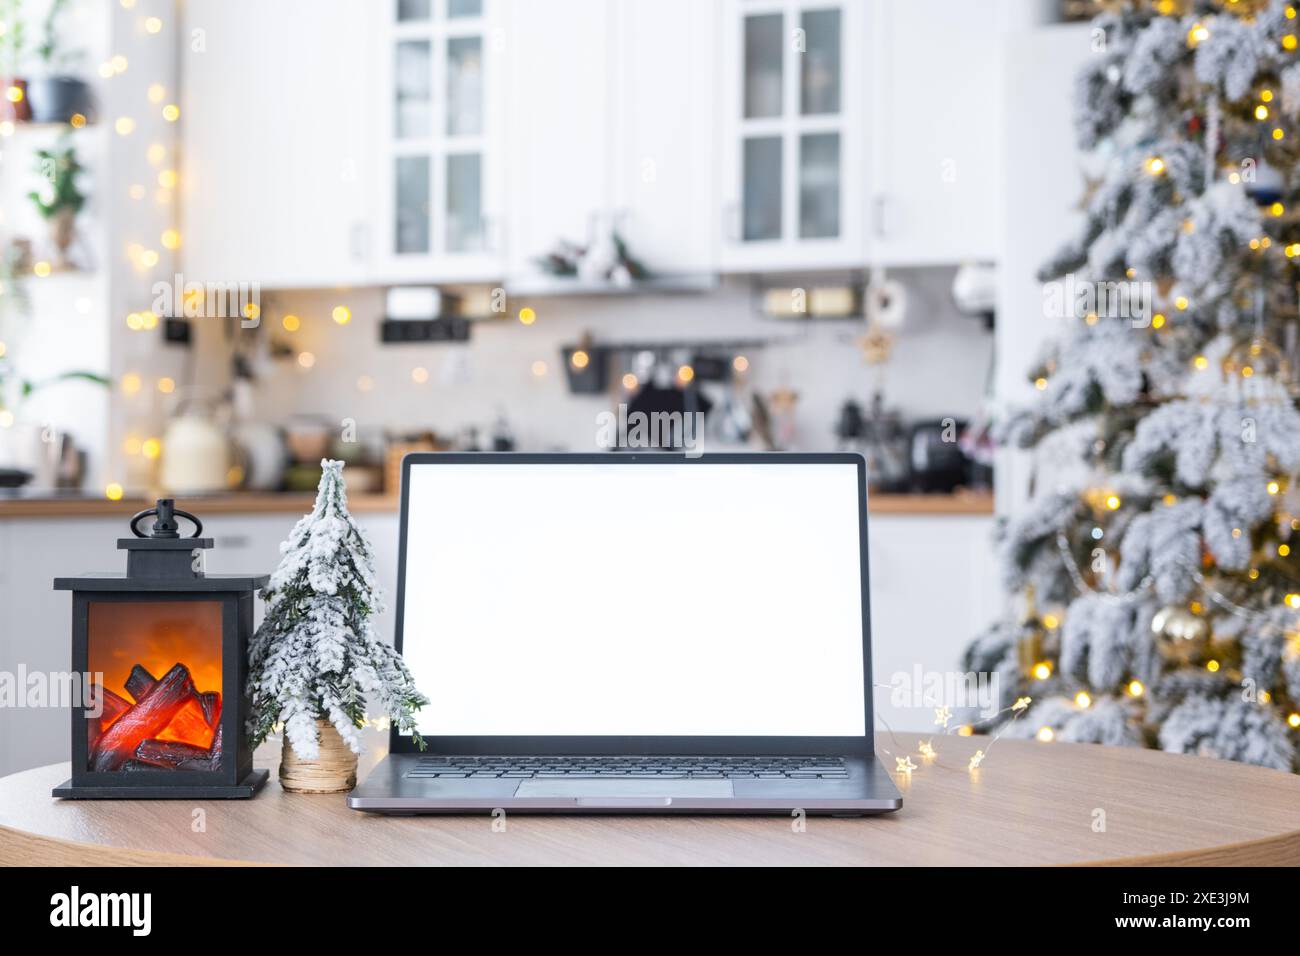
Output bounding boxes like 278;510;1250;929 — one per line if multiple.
247;460;428;778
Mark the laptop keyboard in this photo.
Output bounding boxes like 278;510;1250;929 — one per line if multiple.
407;755;848;779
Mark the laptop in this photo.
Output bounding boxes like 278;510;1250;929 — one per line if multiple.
348;452;902;815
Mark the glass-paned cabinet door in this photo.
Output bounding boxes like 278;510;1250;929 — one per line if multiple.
799;131;839;238
799;8;841;116
382;0;496;277
395;40;433;139
725;0;857;267
396;155;432;253
743;136;783;241
743;13;783;120
398;0;431;21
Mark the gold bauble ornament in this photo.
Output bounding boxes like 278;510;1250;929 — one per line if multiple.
1151;605;1209;663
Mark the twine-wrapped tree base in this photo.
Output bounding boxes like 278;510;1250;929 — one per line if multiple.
279;720;358;793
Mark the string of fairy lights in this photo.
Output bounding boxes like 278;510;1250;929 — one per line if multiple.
874;692;1034;778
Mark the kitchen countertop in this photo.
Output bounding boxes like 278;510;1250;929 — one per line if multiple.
0;489;995;519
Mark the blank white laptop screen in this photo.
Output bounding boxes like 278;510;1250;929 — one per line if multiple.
401;461;867;737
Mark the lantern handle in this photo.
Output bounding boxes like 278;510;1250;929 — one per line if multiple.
129;499;204;539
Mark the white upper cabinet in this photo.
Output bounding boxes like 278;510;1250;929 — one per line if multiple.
871;0;1002;266
504;0;717;286
372;0;507;283
607;0;718;278
718;0;867;272
502;0;611;283
179;1;1005;290
181;0;375;288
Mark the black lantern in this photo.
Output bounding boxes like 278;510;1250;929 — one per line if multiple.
53;499;270;799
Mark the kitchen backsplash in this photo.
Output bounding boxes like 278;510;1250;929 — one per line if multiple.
172;268;993;458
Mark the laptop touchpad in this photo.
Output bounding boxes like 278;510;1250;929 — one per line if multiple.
514;779;734;799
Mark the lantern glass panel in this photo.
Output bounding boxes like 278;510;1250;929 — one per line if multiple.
86;600;225;773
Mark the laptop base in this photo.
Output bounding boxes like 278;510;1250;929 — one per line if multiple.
348;754;902;815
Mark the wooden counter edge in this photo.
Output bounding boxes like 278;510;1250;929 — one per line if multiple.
0;491;995;520
0;822;270;867
1082;828;1300;868
3;792;1298;867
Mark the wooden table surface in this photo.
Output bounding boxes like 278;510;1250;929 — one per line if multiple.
2;733;1298;866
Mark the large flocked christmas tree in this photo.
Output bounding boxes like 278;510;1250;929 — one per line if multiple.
967;0;1300;771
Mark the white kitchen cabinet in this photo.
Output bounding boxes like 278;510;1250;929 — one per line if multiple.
717;0;1006;272
372;0;508;284
718;0;868;272
607;0;719;277
505;0;718;285
177;1;1012;290
502;0;611;282
868;513;1000;733
0;518;123;777
871;1;1004;266
180;0;375;288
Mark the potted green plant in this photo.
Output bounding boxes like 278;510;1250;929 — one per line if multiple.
0;0;31;122
25;0;92;124
26;138;85;266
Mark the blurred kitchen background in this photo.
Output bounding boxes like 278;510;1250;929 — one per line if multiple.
1;0;1092;772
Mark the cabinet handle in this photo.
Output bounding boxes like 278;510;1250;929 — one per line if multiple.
349;221;370;261
724;201;740;242
484;214;505;253
872;194;889;239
